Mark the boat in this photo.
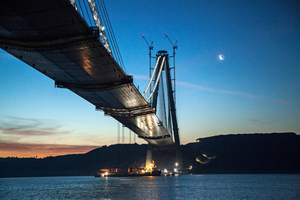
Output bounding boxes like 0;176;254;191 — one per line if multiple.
95;160;162;178
95;168;161;177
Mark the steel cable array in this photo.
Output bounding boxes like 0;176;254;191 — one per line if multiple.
69;0;125;72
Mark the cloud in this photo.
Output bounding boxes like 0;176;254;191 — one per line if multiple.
0;141;97;152
0;115;70;136
135;73;294;103
272;99;295;105
176;81;263;99
133;73;263;99
0;140;98;158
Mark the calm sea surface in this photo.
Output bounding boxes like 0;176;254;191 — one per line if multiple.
1;174;299;199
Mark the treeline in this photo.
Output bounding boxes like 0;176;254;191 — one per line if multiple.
186;132;300;174
0;133;299;177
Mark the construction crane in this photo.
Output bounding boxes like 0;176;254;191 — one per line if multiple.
164;33;177;53
142;35;153;51
164;34;177;103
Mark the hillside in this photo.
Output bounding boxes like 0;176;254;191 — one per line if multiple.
187;132;300;174
1;133;299;177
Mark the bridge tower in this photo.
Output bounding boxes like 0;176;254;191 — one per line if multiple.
142;46;182;169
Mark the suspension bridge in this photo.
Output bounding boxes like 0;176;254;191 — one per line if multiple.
0;0;182;166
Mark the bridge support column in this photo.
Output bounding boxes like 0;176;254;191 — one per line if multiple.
145;144;153;168
165;56;182;169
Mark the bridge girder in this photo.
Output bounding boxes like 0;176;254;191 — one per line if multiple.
0;27;99;51
0;0;174;146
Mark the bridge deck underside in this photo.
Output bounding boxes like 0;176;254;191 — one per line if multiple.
0;0;173;146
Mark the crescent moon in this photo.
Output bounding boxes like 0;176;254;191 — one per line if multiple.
219;54;224;60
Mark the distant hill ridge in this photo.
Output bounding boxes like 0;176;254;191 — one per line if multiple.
1;133;299;177
189;132;300;174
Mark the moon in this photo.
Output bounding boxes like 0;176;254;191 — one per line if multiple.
219;54;225;60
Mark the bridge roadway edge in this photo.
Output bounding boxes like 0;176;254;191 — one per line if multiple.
0;0;174;146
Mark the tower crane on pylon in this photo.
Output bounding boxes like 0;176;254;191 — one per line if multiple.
142;34;153;51
164;34;177;103
164;33;177;53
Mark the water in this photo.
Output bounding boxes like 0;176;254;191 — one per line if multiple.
1;174;299;199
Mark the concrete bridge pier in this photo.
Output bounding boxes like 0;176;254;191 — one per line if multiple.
145;144;153;168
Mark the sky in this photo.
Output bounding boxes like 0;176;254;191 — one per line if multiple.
0;0;300;158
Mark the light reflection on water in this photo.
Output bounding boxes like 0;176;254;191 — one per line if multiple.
1;174;300;199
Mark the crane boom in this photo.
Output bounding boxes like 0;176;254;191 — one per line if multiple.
164;34;177;50
141;35;153;50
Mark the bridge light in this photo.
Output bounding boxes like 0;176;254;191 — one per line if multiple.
175;162;178;166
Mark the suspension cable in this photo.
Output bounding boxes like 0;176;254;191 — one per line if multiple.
117;122;120;163
83;0;93;25
97;0;115;54
86;0;111;55
160;74;168;128
98;0;125;71
142;56;161;97
129;129;131;164
69;0;78;10
77;0;85;22
145;56;165;102
69;0;125;71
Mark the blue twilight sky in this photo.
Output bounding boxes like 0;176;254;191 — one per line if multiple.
0;0;299;157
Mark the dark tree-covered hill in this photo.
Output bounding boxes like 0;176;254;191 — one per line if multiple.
188;132;300;174
1;133;299;177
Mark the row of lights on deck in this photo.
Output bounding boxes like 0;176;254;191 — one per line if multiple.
86;0;112;55
69;0;112;55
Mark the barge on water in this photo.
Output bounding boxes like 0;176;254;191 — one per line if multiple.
95;167;161;177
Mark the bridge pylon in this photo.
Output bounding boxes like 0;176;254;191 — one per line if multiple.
143;49;182;169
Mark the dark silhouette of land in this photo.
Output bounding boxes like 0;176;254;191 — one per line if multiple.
1;133;299;177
